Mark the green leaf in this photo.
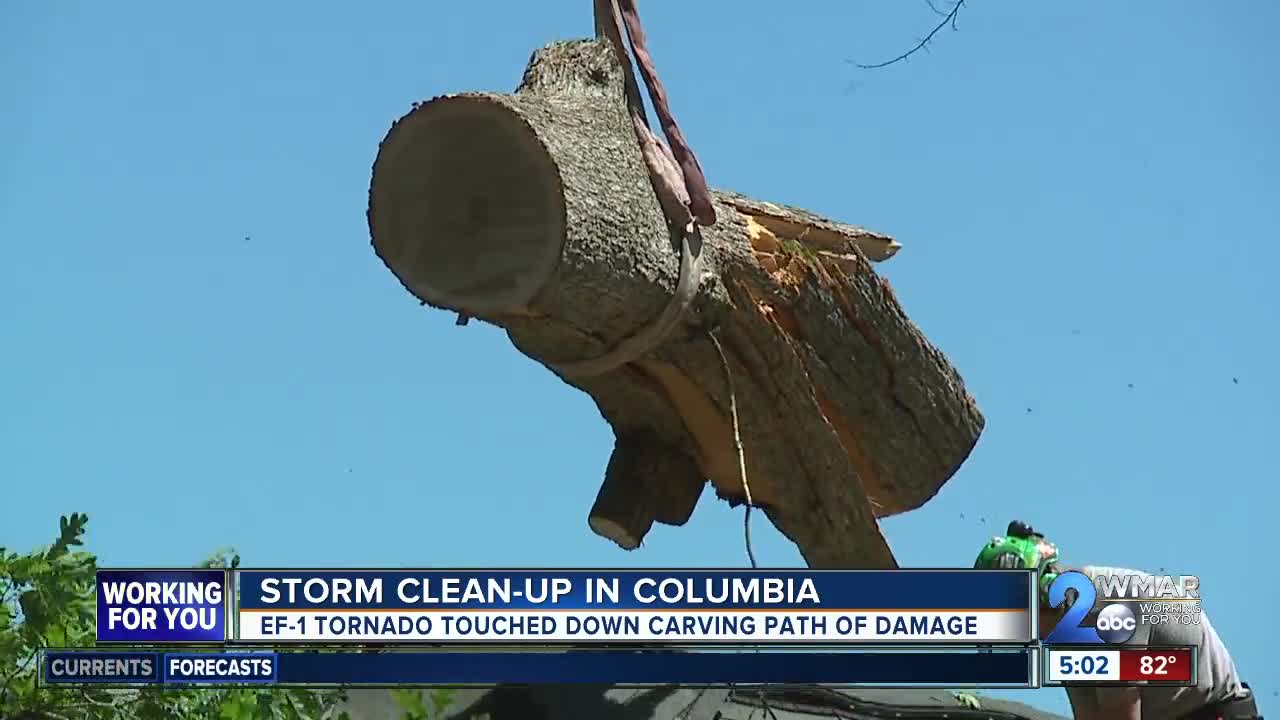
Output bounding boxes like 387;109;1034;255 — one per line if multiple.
2;514;349;720
392;688;430;720
429;688;456;716
218;689;257;720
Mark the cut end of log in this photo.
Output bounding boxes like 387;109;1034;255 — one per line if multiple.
369;96;567;316
588;516;643;551
588;430;707;551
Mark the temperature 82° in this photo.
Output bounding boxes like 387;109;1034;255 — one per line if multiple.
1122;649;1192;683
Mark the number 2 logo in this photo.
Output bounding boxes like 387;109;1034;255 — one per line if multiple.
1044;571;1101;644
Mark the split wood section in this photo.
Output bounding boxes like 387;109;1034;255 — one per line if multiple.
367;39;984;569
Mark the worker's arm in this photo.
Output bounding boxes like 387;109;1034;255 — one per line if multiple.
1065;686;1139;720
1065;687;1097;720
1093;686;1142;720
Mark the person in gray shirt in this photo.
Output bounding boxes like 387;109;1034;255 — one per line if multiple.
974;522;1261;720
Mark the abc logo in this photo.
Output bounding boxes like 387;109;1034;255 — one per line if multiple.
1096;604;1137;643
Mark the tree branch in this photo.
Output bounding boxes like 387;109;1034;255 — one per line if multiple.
851;0;965;70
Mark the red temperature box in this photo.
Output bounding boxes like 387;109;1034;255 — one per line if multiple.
1118;648;1193;684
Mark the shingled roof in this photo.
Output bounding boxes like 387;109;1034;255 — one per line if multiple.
341;685;1070;720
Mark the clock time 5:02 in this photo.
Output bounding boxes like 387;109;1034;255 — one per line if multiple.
1046;649;1120;682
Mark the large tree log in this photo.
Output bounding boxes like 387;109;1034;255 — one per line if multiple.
367;38;984;569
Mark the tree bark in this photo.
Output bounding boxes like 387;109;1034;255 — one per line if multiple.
367;38;984;569
589;429;706;550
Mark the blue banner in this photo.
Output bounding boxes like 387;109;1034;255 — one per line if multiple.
235;569;1030;611
96;569;228;643
43;652;160;684
41;649;1035;687
164;652;277;683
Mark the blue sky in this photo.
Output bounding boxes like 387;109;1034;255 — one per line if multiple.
2;0;1275;715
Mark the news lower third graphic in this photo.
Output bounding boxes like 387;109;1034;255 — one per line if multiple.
92;568;1035;645
74;567;1044;687
41;648;1037;687
1043;570;1202;645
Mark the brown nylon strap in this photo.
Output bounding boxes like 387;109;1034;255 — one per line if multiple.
614;0;716;227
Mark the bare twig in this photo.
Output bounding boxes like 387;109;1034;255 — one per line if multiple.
851;0;965;70
78;689;120;707
707;330;756;570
